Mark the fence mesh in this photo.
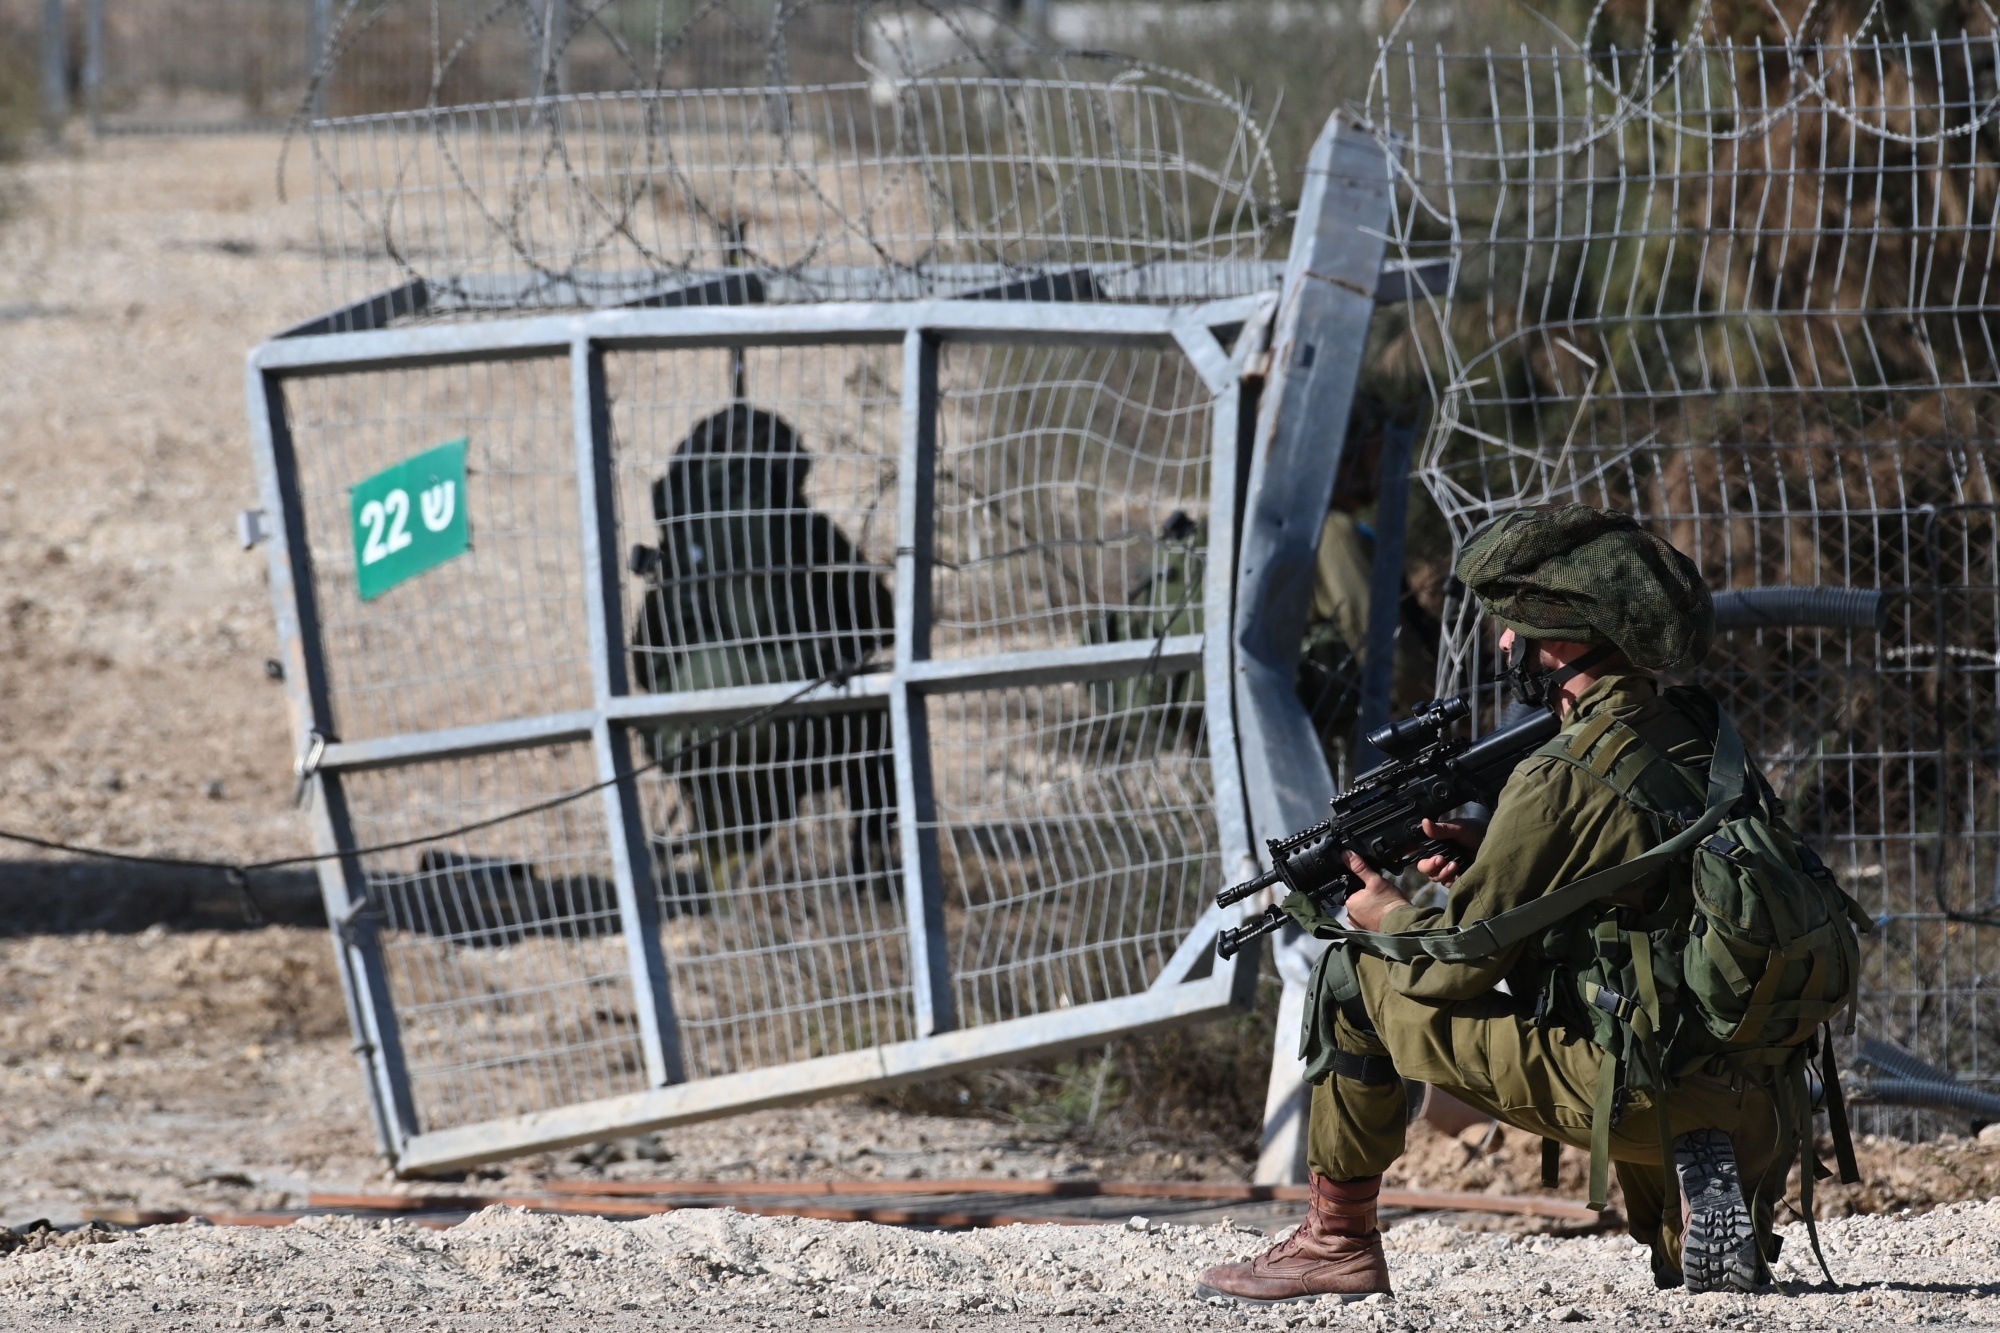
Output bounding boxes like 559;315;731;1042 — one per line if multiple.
347;743;648;1132
632;713;917;1079
933;342;1215;656
283;358;592;742
611;341;912;1081
279;322;1234;1132
1366;23;2000;1125
934;683;1218;1028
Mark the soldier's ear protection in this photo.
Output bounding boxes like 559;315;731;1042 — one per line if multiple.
1505;639;1617;711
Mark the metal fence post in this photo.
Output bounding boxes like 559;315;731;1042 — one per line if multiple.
571;338;686;1088
81;0;101;134
246;363;422;1157
1233;115;1394;1186
1232;115;1395;846
308;0;332;118
892;328;955;1037
533;0;569;98
1172;312;1263;1007
40;0;67;142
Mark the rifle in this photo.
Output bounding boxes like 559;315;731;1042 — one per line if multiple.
1214;698;1561;959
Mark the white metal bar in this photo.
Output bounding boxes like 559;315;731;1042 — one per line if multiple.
252;301;1199;376
891;328;955;1038
320;711;599;772
903;637;1205;691
602;672;895;724
392;973;1237;1174
572;339;683;1088
1198;339;1263;1010
245;361;420;1156
1172;319;1236;396
320;639;1206;770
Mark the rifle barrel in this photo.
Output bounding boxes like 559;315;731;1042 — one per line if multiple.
1214;864;1284;909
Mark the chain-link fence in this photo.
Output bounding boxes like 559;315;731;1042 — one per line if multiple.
1363;17;2000;1131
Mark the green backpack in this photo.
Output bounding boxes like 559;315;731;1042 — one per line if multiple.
1327;689;1871;1277
1528;692;1871;1256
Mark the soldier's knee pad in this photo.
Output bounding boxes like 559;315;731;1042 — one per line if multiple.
1320;941;1380;1037
1303;943;1395;1086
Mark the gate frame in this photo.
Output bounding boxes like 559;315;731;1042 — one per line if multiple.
247;295;1278;1174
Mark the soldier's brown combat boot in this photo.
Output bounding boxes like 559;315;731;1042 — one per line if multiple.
1195;1173;1393;1304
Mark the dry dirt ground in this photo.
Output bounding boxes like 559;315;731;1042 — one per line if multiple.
2;133;1999;1329
0;136;317;867
0;926;1993;1231
0;1200;1997;1332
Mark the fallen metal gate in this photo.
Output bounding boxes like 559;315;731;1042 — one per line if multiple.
245;70;1425;1173
249;296;1292;1173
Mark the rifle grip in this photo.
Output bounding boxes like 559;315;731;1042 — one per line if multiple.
1415;836;1469;877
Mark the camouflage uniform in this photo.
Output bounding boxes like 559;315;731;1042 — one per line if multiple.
1307;671;1789;1278
1199;505;1784;1304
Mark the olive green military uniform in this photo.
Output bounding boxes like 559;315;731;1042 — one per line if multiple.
1312;510;1374;651
1307;672;1793;1263
1306;511;1439;764
1198;504;1817;1303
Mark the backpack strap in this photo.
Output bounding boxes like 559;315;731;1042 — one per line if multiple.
1779;1045;1838;1285
1820;1030;1862;1185
1326;712;1749;967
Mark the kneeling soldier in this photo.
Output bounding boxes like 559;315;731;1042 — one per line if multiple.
1199;505;1862;1303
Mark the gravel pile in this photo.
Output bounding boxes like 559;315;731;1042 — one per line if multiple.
0;1198;1995;1331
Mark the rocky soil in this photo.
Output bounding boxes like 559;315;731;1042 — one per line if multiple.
0;135;321;870
0;1200;1997;1332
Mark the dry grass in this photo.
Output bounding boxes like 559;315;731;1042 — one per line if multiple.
874;985;1280;1162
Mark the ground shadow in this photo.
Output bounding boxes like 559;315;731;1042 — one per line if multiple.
0;861;325;934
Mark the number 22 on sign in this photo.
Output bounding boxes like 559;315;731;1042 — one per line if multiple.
349;439;471;601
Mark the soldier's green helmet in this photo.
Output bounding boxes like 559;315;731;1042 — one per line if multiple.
1456;504;1714;670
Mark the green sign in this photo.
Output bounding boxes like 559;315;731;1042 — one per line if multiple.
350;439;470;601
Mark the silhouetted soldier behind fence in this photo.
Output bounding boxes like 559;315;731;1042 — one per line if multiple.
631;405;897;901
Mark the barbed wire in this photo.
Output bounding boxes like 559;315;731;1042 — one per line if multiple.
273;0;1285;318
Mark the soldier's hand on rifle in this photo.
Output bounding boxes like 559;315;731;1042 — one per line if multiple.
1415;817;1486;886
1341;851;1411;931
